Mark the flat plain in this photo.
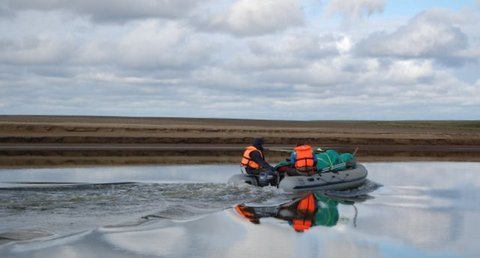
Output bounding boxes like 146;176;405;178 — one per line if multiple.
1;115;479;167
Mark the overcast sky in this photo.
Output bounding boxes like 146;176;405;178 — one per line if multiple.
0;0;479;120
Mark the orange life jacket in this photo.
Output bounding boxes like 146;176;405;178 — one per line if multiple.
241;146;263;169
294;145;315;169
292;194;316;232
235;204;254;219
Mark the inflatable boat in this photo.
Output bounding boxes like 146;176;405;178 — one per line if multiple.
228;164;368;193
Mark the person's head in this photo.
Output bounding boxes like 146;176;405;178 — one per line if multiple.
253;137;265;150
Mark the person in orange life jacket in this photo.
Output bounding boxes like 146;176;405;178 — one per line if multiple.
241;138;276;185
289;144;317;176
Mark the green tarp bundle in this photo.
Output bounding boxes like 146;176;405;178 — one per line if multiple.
315;149;356;171
275;149;356;172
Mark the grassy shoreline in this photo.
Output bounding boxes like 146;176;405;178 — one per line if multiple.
1;115;479;167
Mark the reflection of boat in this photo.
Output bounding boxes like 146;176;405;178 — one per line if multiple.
235;193;359;232
229;164;368;193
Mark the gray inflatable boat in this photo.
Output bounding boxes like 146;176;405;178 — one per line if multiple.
228;164;368;193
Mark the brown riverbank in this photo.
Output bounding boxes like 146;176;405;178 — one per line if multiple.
1;115;479;167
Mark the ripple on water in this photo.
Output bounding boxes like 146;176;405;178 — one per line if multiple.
0;182;289;240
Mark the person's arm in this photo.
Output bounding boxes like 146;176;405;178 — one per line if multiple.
250;150;273;169
290;152;296;166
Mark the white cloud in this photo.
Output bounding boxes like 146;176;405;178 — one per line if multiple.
355;58;480;110
191;67;248;89
0;20;217;70
336;36;353;54
381;60;436;85
194;0;304;36
2;0;201;22
112;21;216;69
325;0;385;22
355;9;470;65
229;33;346;70
0;37;75;65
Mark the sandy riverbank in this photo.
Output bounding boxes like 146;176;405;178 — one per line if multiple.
1;115;479;167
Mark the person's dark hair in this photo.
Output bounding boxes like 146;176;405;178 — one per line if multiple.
253;137;265;146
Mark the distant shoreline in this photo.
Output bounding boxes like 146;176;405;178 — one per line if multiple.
1;115;479;167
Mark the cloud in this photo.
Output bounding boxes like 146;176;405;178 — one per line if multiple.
229;33;348;70
0;37;75;65
0;1;479;120
0;20;217;70
194;0;304;36
110;21;217;69
325;0;385;22
355;9;471;65
2;0;201;22
357;59;440;90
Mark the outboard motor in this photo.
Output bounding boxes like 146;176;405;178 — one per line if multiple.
258;172;275;187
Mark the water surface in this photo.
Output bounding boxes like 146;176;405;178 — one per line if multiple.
1;162;479;258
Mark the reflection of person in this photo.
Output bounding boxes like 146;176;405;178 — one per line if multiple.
235;192;340;232
289;144;318;176
241;138;275;175
290;193;317;232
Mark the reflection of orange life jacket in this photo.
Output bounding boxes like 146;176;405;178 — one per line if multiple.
241;146;263;169
294;145;315;169
292;194;316;232
234;204;260;224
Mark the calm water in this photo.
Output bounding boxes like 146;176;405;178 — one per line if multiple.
0;162;479;258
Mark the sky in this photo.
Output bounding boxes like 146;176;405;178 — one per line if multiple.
0;0;479;120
